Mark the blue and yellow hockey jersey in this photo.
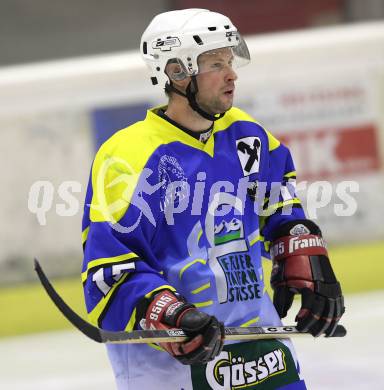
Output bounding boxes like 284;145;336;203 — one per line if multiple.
81;106;307;390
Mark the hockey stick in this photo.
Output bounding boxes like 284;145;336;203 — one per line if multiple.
34;258;346;344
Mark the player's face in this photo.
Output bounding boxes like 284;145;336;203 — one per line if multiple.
195;48;238;115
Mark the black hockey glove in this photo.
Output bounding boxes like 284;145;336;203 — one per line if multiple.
270;220;345;337
140;290;224;365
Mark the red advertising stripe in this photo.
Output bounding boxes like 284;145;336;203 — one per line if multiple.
278;124;381;180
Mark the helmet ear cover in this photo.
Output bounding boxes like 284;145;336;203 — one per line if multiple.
166;59;188;81
171;72;187;81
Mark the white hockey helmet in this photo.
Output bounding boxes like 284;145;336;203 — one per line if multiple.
140;8;250;87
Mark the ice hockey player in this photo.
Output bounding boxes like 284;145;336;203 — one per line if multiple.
81;8;345;390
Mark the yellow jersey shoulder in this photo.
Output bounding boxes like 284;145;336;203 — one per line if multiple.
217;106;280;152
89;111;169;223
93;107;171;172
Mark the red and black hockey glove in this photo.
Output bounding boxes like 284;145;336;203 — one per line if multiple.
139;290;224;365
270;220;345;337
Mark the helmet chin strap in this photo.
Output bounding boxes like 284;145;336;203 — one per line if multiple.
164;76;225;122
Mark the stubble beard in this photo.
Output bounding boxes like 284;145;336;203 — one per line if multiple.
197;93;233;115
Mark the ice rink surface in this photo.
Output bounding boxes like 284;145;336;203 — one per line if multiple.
1;291;382;390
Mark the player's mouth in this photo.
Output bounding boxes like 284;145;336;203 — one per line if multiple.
224;87;235;97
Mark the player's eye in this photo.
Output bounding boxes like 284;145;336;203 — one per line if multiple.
211;62;224;69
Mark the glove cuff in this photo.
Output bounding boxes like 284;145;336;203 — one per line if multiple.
272;219;322;240
145;290;194;329
270;219;329;292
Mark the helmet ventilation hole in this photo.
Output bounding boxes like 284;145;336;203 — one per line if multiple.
193;35;203;45
142;42;147;54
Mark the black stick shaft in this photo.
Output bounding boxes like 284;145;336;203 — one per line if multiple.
34;258;346;344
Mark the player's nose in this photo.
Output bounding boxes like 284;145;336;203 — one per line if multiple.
225;66;238;82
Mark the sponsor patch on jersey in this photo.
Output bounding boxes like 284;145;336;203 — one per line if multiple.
218;251;262;303
206;349;285;389
191;340;300;390
212;212;261;303
214;218;244;245
236;137;261;176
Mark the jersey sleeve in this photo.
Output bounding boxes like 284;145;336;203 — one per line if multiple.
81;138;174;332
259;141;306;258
